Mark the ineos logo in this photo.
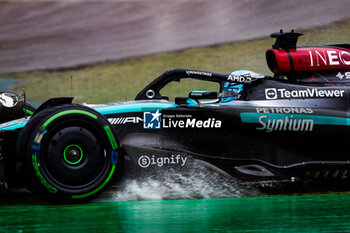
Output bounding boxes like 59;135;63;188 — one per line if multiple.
265;88;277;100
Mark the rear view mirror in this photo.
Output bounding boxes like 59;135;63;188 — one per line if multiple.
175;97;188;105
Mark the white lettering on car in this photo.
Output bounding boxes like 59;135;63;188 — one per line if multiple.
257;115;314;132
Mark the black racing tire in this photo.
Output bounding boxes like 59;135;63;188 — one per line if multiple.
15;104;121;203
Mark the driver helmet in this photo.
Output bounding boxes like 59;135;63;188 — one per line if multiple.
221;83;243;102
220;70;265;102
230;70;265;79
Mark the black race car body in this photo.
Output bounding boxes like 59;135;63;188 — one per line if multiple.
0;31;349;202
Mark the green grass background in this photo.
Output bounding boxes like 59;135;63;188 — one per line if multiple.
2;19;350;104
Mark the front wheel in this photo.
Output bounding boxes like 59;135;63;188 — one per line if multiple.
16;104;120;203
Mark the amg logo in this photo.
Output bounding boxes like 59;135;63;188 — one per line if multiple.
257;115;314;132
265;88;345;99
108;117;143;125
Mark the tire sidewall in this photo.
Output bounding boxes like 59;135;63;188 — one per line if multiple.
16;105;120;202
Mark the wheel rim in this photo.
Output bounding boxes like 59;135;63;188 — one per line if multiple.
43;125;107;188
63;144;83;165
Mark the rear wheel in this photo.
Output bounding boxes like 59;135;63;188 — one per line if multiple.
16;104;120;203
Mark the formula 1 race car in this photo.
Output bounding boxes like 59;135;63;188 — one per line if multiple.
0;30;349;202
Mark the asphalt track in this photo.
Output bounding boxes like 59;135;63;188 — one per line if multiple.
0;0;349;73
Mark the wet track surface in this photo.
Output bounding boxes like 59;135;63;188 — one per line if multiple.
0;0;349;73
1;193;350;232
1;138;350;232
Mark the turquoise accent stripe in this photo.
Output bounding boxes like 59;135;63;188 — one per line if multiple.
191;90;212;93
1;123;28;131
0;119;29;131
0;102;176;132
94;102;176;115
240;113;350;126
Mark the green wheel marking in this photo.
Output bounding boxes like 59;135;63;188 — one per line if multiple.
23;108;34;115
63;144;83;165
41;110;98;130
71;164;116;199
104;125;118;150
32;154;58;194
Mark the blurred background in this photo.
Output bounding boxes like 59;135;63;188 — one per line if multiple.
0;0;349;103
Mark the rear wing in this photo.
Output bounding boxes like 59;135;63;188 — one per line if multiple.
266;30;350;84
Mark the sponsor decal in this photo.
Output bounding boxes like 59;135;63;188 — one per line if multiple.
186;70;212;77
256;107;313;114
241;112;350;129
308;50;350;67
142;111;222;129
138;154;187;168
164;114;192;118
257;114;314;132
265;88;277;99
309;75;317;82
107;111;222;129
144;110;162;129
108;117;143;125
163;118;221;128
264;88;345;99
227;75;252;83
336;71;350;80
162;113;221;129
